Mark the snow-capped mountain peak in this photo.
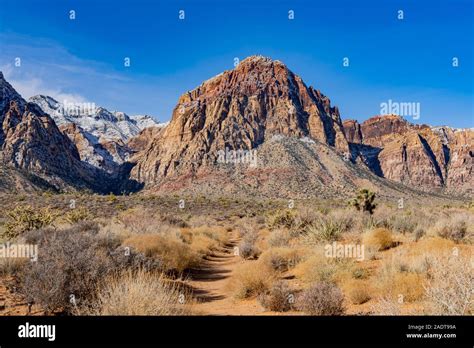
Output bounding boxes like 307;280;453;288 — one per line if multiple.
29;95;163;142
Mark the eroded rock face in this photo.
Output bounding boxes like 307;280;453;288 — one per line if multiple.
59;123;131;174
131;55;349;184
441;128;473;193
343;115;473;195
29;95;165;172
0;72;126;192
127;126;166;153
0;73;94;190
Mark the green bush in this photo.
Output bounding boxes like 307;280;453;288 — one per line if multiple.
3;205;56;240
266;210;296;229
349;189;377;215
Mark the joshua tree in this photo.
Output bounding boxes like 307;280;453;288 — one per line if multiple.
349;188;377;215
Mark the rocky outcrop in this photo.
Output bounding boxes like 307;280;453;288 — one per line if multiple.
29;95;160;143
343;116;473;195
0;73;97;191
0;72;144;193
59;123;130;174
127;125;166;153
131;55;349;185
30;95;164;172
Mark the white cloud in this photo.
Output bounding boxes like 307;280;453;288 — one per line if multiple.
1;63;88;103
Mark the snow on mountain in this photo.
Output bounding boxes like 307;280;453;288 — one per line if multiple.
28;95;167;173
29;95;163;142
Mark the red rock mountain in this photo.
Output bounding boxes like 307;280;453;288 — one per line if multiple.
343;116;473;195
0;58;471;199
131;55;349;185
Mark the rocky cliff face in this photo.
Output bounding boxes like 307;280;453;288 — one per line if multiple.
29;95;160;143
59;123;130;174
0;72;100;191
131;55;349;185
343;116;473;195
30;95;164;173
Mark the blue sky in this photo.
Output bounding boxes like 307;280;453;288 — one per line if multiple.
0;0;473;127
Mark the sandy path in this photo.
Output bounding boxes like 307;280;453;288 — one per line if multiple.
186;235;266;315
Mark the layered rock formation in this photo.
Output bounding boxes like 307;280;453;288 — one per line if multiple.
1;55;471;199
0;72;98;191
131;55;349;185
30;95;164;173
343;116;473;195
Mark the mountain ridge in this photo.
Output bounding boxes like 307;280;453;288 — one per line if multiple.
0;56;471;198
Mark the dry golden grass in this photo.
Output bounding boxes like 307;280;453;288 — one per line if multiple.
293;249;355;285
82;269;189;315
362;228;394;251
424;253;473;315
266;228;292;248
0;256;27;276
229;261;276;299
258;247;305;273
427;211;473;243
375;254;425;303
344;280;372;305
293;251;329;282
123;234;199;273
180;225;230;255
116;207;160;234
389;273;425;302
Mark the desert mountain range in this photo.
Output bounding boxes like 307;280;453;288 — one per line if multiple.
0;56;472;198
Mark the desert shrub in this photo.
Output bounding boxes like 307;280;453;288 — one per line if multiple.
64;207;93;224
179;226;228;256
327;209;354;233
187;233;219;256
259;247;302;272
161;214;188;228
362;228;393;251
424;254;473;315
389;214;418;234
116;208;160;234
20;222;163;314
3;205;56;240
388;273;424;302
21;224;113;313
414;226;425;241
349;189;377;215
294;207;321;230
346;281;371;305
83;269;188;315
24;221;100;244
430;213;471;243
267;228;292;247
296;282;345;315
106;193;117;203
352;267;370;280
266;210;296;229
258;281;295;312
238;240;260;259
294;253;336;283
238;230;260;260
370;297;402;315
107;246;163;273
123;234;199;273
231;262;275;299
0;257;27;277
236;221;256;238
376;255;425;303
303;216;345;243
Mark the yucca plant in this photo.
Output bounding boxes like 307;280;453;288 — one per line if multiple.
349;188;377;215
3;205;56;240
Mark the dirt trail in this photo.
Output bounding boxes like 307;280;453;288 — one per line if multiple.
187;234;266;315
